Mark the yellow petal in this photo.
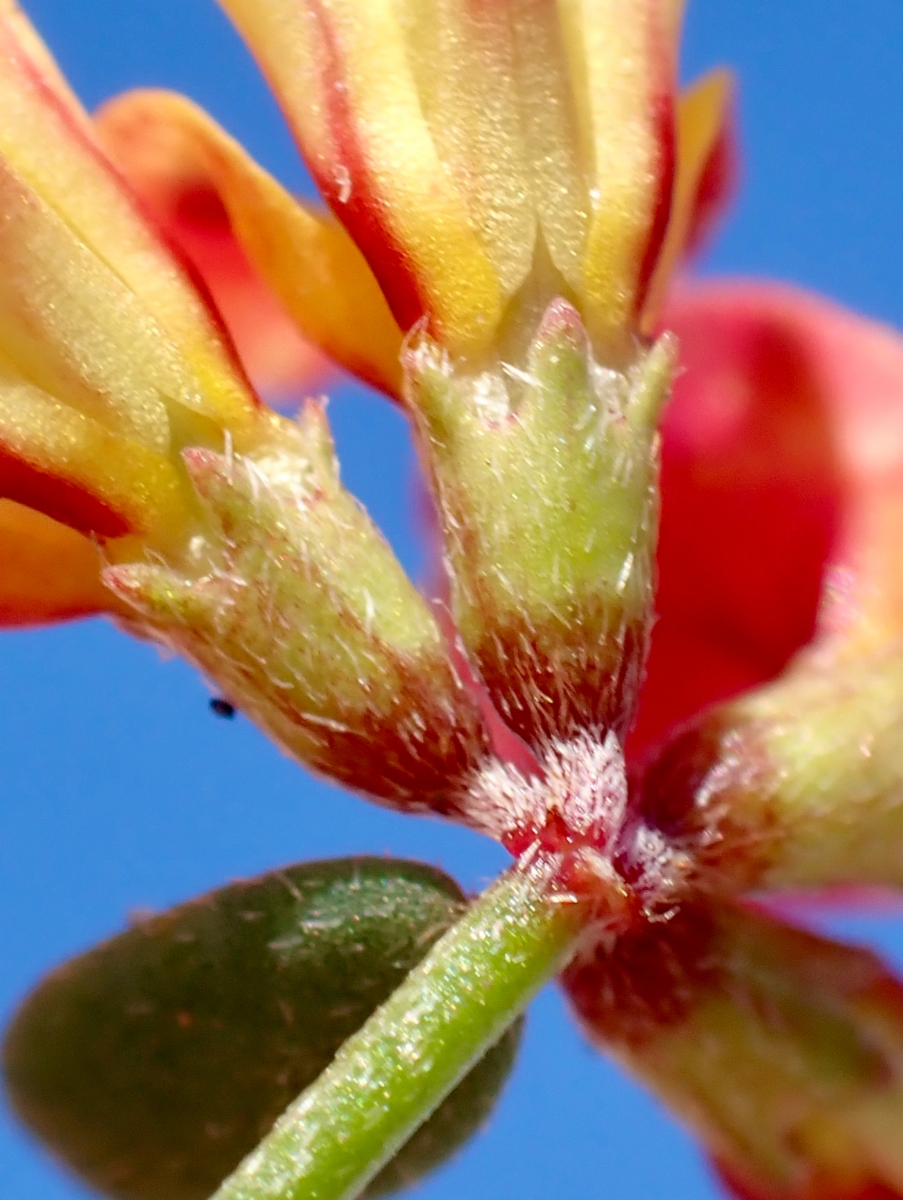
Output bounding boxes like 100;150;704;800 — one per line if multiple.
216;0;501;356
663;0;686;45
0;368;184;542
0;500;124;627
400;0;535;299
95;90;405;398
560;0;676;346
0;8;258;439
0;155;171;453
641;69;733;332
511;0;590;294
0;0;89;125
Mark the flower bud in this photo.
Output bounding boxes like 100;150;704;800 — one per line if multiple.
106;402;490;814
407;301;674;750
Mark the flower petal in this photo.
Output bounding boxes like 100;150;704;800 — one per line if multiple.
633;281;859;758
510;0;590;295
633;283;903;896
0;153;197;545
0;155;166;452
0;501;124;626
565;902;903;1200
0;369;184;541
663;0;686;43
641;67;735;331
560;0;676;345
0;9;258;439
96;90;405;398
0;0;88;124
216;0;501;355
399;0;535;300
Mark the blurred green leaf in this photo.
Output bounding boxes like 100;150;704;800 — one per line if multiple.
4;856;523;1200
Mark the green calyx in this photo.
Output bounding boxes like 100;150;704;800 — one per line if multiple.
104;404;489;814
751;644;903;890
637;641;903;896
405;298;674;747
4;857;523;1200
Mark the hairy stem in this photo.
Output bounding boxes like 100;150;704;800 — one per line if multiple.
211;852;589;1200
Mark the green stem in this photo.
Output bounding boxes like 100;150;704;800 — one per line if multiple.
211;853;588;1200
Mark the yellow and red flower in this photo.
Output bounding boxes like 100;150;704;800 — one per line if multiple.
587;283;903;1199
5;2;903;1199
0;1;495;813
97;0;732;381
0;0;734;628
0;0;288;625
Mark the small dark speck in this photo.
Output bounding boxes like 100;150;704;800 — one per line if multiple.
210;698;236;719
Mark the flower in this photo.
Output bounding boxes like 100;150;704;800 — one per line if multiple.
0;0;739;823
0;0;283;626
98;0;732;379
636;281;903;893
0;2;491;811
89;5;903;1191
5;3;903;1200
2;0;733;633
93;0;734;783
569;280;903;1200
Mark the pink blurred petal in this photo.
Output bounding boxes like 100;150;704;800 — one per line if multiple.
631;280;903;759
754;886;903;923
159;181;330;399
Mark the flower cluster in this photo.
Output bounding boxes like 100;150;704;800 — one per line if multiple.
4;2;903;1199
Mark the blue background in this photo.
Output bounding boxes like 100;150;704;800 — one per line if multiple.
4;2;903;1198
